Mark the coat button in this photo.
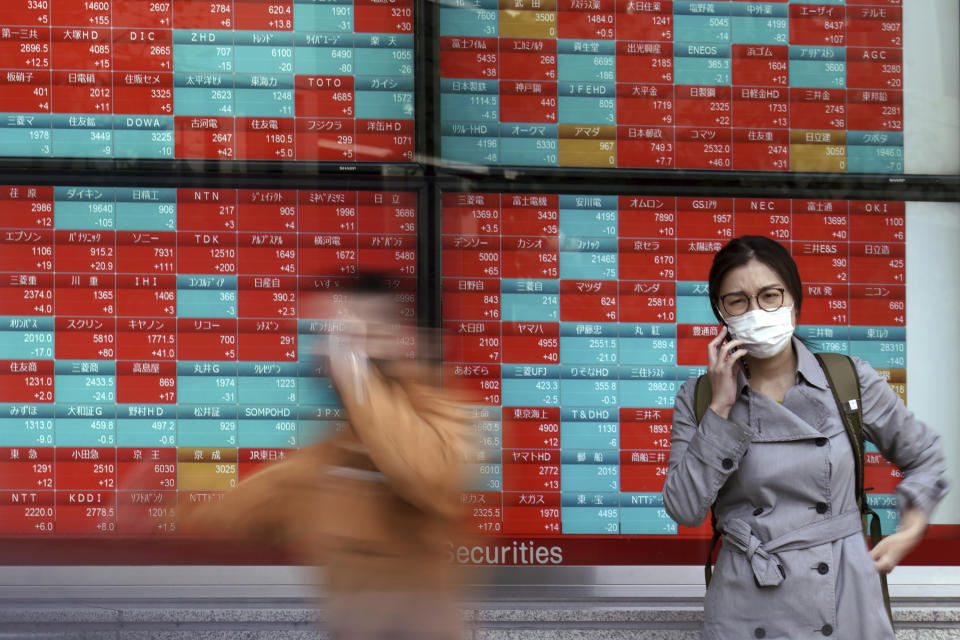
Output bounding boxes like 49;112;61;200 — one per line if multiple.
754;628;766;638
815;437;828;447
815;501;828;514
821;623;833;636
721;458;734;470
817;562;829;575
753;507;764;516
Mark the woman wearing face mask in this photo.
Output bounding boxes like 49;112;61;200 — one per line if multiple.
663;236;949;640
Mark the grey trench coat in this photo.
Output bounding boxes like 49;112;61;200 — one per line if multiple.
664;339;949;639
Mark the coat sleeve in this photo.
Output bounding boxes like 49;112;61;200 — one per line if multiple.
335;361;476;520
663;378;757;528
854;357;950;519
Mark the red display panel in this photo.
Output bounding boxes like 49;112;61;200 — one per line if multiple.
0;185;417;537
0;0;414;162
439;1;904;173
442;192;909;556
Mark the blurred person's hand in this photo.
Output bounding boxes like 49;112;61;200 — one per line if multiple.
308;290;414;363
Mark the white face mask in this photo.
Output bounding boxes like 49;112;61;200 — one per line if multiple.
724;305;794;359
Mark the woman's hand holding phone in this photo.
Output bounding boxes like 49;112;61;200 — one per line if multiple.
705;326;748;420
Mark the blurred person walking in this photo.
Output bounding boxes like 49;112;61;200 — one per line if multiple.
182;273;476;640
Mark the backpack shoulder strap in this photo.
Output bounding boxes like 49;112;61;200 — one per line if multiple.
813;353;865;510
693;374;722;586
813;353;892;623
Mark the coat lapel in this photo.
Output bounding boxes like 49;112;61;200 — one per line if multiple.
747;385;843;442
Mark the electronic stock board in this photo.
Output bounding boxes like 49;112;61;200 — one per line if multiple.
0;0;955;568
0;0;415;161
438;0;905;171
440;192;912;562
0;0;911;171
0;184;911;559
0;185;417;536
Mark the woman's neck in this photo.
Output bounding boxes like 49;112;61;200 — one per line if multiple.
746;340;798;383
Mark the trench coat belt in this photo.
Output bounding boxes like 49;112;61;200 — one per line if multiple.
720;510;863;587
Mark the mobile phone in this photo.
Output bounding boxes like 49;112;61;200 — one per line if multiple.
725;327;750;379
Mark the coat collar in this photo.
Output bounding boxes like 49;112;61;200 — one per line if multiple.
736;336;829;394
732;337;840;442
794;337;829;390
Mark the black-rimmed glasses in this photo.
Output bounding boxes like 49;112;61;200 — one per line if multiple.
718;287;786;316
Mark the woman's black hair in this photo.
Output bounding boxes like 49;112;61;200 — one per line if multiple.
708;236;803;324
